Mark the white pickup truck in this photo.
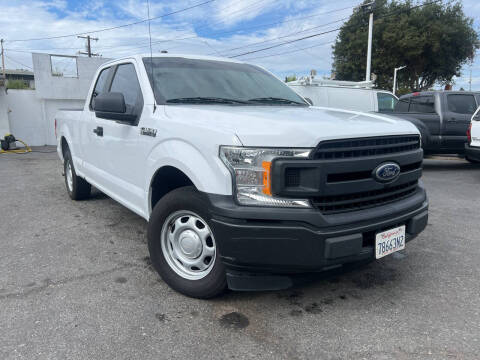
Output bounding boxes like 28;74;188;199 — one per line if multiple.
466;107;480;162
56;54;428;298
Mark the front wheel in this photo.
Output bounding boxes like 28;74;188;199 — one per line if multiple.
147;187;227;298
63;149;91;200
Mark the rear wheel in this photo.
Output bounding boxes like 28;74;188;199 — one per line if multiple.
63;149;91;200
466;156;480;164
148;186;226;298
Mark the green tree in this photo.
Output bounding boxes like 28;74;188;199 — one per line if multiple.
6;79;29;90
332;0;479;91
284;75;297;82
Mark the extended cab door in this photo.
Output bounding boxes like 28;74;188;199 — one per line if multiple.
82;65;113;179
442;93;478;152
88;61;147;214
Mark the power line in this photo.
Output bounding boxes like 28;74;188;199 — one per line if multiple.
3;0;442;62
228;0;443;59
213;17;348;57
4;54;33;70
4;3;355;54
104;17;347;56
2;0;267;54
6;0;216;42
209;3;358;56
102;3;355;55
95;0;271;52
4;49;38;54
229;28;340;58
242;40;334;61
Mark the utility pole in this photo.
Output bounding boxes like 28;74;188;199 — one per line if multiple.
362;2;375;82
77;35;99;57
393;65;406;96
1;39;5;81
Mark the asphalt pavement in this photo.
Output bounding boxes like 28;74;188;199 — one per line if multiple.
0;148;479;360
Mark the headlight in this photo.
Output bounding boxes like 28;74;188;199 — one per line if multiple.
220;146;312;208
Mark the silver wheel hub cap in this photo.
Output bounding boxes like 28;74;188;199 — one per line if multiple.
178;230;202;258
66;161;73;192
160;211;216;280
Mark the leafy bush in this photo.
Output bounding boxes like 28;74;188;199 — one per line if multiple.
6;79;30;89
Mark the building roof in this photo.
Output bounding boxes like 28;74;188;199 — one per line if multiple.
3;69;34;76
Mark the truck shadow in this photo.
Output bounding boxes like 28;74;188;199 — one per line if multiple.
423;158;480;171
217;256;408;305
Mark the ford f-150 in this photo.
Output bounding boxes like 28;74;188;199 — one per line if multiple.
56;54;428;298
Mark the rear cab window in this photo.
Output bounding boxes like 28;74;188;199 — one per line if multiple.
409;95;436;113
377;92;398;112
447;94;477;115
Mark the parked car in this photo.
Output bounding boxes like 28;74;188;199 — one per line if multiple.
465;106;480;162
389;91;480;157
288;78;399;112
55;54;428;298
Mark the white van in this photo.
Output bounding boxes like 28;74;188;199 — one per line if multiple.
288;78;398;113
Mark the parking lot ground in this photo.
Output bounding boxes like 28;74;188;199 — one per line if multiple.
1;148;479;360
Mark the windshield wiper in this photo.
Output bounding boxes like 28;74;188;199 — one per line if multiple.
247;97;306;105
166;97;250;104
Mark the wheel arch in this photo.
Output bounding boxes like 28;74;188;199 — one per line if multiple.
145;140;233;217
60;136;69;159
149;166;195;216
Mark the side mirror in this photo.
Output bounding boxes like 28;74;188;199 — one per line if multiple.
304;97;313;106
93;92;136;123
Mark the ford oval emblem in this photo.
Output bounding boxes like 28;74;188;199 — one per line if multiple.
373;162;401;183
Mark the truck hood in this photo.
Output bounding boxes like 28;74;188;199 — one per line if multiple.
164;105;419;147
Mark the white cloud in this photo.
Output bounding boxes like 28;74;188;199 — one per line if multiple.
212;0;277;27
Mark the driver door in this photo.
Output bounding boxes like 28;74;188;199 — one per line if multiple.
89;61;147;214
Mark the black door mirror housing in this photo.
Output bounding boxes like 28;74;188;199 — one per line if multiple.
93;92;137;123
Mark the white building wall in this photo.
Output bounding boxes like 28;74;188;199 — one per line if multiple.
33;53;109;100
6;90;44;145
1;53;111;146
44;99;84;145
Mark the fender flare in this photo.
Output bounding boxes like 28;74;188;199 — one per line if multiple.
145;139;232;212
402;117;431;148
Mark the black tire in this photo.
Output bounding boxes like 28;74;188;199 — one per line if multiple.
63;149;91;200
466;156;480;164
148;186;227;299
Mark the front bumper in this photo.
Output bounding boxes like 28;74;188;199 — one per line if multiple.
207;186;428;290
465;144;480;162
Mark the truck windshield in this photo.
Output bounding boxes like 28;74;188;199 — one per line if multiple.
143;57;307;106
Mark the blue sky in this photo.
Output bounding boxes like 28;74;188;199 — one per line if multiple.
1;0;479;90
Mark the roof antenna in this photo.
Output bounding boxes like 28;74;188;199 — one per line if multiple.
147;0;156;113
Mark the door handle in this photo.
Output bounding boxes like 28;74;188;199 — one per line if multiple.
93;126;103;137
447;118;457;123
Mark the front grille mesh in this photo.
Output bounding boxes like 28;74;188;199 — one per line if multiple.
312;135;421;160
312;181;419;214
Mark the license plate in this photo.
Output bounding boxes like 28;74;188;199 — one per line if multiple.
375;225;406;259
